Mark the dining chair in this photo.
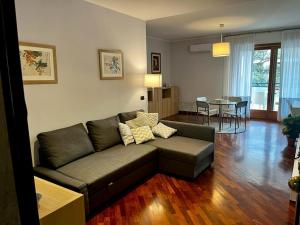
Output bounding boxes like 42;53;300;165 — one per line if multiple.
223;101;248;133
196;97;218;125
223;96;242;112
222;96;242;124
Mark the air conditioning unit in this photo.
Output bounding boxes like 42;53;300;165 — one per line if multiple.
189;44;211;53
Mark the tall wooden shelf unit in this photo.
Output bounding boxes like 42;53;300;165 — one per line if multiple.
148;86;179;119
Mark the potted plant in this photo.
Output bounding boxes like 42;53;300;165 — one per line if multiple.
282;115;300;147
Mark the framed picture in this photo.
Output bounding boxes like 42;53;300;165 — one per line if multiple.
151;52;161;74
19;42;58;84
99;49;124;80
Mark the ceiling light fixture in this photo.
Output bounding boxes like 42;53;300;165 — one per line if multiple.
212;24;230;57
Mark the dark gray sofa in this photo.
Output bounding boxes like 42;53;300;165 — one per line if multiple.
33;111;215;216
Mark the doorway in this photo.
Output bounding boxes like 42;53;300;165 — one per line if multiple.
250;43;281;120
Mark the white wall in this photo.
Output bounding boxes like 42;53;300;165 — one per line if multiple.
171;36;224;108
170;31;283;110
15;0;147;161
147;37;171;85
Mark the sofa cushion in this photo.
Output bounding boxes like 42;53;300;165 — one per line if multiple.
131;126;155;144
57;144;158;194
86;116;121;151
118;109;144;123
37;123;95;169
147;136;214;164
152;122;177;138
126;116;148;129
119;123;135;146
137;112;159;128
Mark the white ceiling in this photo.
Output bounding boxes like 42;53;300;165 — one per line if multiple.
86;0;300;40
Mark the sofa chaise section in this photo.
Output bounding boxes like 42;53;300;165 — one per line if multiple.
148;120;215;178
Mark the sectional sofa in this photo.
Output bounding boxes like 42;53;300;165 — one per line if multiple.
33;110;215;216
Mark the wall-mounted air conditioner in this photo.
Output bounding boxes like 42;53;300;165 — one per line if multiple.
189;44;211;53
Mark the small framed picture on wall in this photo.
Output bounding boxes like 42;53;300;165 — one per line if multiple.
19;42;58;84
151;52;161;74
99;49;124;80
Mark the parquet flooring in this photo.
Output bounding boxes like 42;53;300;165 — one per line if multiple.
87;115;296;225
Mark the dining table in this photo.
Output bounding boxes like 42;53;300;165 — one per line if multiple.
208;99;238;131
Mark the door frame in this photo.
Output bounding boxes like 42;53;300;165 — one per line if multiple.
0;0;40;224
250;43;281;121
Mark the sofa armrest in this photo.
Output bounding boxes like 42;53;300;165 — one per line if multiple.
34;166;90;214
159;120;215;142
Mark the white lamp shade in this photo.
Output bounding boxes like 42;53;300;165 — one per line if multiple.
212;42;230;57
144;74;162;88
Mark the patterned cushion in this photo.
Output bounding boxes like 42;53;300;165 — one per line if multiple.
131;126;155;144
126;116;148;129
137;112;159;128
118;123;135;146
152;122;177;139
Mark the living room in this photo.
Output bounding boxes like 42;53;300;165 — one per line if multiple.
1;0;300;225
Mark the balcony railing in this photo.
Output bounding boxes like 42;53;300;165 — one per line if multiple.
251;83;280;111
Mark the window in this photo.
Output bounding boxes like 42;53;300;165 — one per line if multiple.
250;43;281;119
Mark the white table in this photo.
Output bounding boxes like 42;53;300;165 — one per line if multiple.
208;99;237;131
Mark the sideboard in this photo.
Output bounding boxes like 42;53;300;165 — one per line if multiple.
147;86;179;119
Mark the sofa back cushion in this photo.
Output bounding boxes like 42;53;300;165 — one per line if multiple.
37;123;95;169
118;109;144;123
86;116;122;151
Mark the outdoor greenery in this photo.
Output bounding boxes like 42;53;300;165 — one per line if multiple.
282;115;300;139
252;49;281;87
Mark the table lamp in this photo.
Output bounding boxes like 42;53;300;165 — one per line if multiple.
144;74;162;88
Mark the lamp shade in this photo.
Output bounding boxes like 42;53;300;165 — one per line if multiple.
144;74;162;88
212;42;230;57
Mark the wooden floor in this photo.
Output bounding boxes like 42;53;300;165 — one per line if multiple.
87;115;296;225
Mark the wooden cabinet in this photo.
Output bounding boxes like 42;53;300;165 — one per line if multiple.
148;86;179;119
35;177;86;225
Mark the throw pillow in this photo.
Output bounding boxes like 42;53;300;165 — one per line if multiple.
119;123;135;146
86;116;122;151
126;116;148;128
131;126;155;144
137;112;159;128
152;122;177;139
37;123;95;169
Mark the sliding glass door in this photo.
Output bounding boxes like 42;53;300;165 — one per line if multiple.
250;43;281;120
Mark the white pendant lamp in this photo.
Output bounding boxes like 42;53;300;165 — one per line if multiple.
212;24;230;57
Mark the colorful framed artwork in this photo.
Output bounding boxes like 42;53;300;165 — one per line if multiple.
19;42;58;84
99;49;124;80
151;52;161;74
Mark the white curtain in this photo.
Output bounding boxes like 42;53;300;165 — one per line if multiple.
278;30;300;120
223;34;254;116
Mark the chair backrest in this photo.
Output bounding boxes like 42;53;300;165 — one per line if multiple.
196;100;209;109
228;96;242;102
236;101;248;109
197;96;208;102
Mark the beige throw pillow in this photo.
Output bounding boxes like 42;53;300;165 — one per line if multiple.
126;116;148;129
131;126;155;144
119;123;135;146
152;122;177;139
137;112;159;128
